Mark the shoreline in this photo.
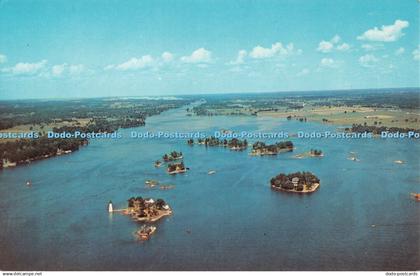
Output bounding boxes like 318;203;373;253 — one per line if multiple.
121;208;173;222
271;183;320;193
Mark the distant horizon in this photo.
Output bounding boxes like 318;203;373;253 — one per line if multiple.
1;86;419;102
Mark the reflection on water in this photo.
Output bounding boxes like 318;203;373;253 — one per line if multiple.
0;105;419;270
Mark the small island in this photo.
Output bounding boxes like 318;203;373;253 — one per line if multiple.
167;162;188;174
124;197;172;222
163;151;183;162
192;137;248;151
251;141;293;156
310;149;323;157
294;149;324;159
270;171;320;193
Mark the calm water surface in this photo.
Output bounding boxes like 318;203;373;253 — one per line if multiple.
0;105;419;270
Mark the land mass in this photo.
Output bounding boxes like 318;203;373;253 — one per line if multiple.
190;88;420;130
0;98;189;169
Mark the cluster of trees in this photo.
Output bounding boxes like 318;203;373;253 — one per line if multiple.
167;162;186;173
252;141;294;154
0;137;86;167
128;196;167;210
227;138;248;150
197;136;222;146
195;137;248;150
127;197;168;218
270;171;320;191
348;124;418;134
310;149;323;156
128;197;146;209
163;151;183;162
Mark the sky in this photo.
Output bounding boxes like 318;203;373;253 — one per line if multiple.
0;0;419;99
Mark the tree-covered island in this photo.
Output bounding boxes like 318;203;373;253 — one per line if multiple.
162;151;183;162
167;162;188;174
190;137;248;151
250;141;294;156
124;197;172;222
270;172;320;193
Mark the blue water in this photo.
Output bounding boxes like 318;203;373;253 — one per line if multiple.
0;105;419;270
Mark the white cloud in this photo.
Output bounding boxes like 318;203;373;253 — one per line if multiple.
296;68;310;76
1;60;47;75
181;48;212;63
52;63;66;76
413;46;420;61
331;35;341;44
361;44;383;51
115;55;154;71
68;64;86;75
395;47;405;56
357;19;409;42
0;54;7;64
337;43;350;51
50;63;89;77
104;64;115;71
317;41;334;53
161;51;174;62
229;49;247;65
359;54;379;67
320;58;337;68
317;35;350;53
249;42;300;59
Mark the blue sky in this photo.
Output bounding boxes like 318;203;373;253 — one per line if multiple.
0;0;419;99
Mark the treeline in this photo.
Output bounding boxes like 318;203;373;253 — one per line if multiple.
0;136;87;167
348;124;419;134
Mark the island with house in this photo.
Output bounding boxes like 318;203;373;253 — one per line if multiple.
123;196;172;222
162;151;183;162
270;171;320;193
167;162;188;174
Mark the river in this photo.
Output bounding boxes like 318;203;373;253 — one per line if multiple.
0;104;419;270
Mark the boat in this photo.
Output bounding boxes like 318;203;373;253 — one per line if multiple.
154;160;162;168
410;193;420;201
394;160;405;164
347;156;360;162
145;179;159;187
108;200;113;213
137;225;157;240
208;170;216;175
26;180;32;186
160;185;175;190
